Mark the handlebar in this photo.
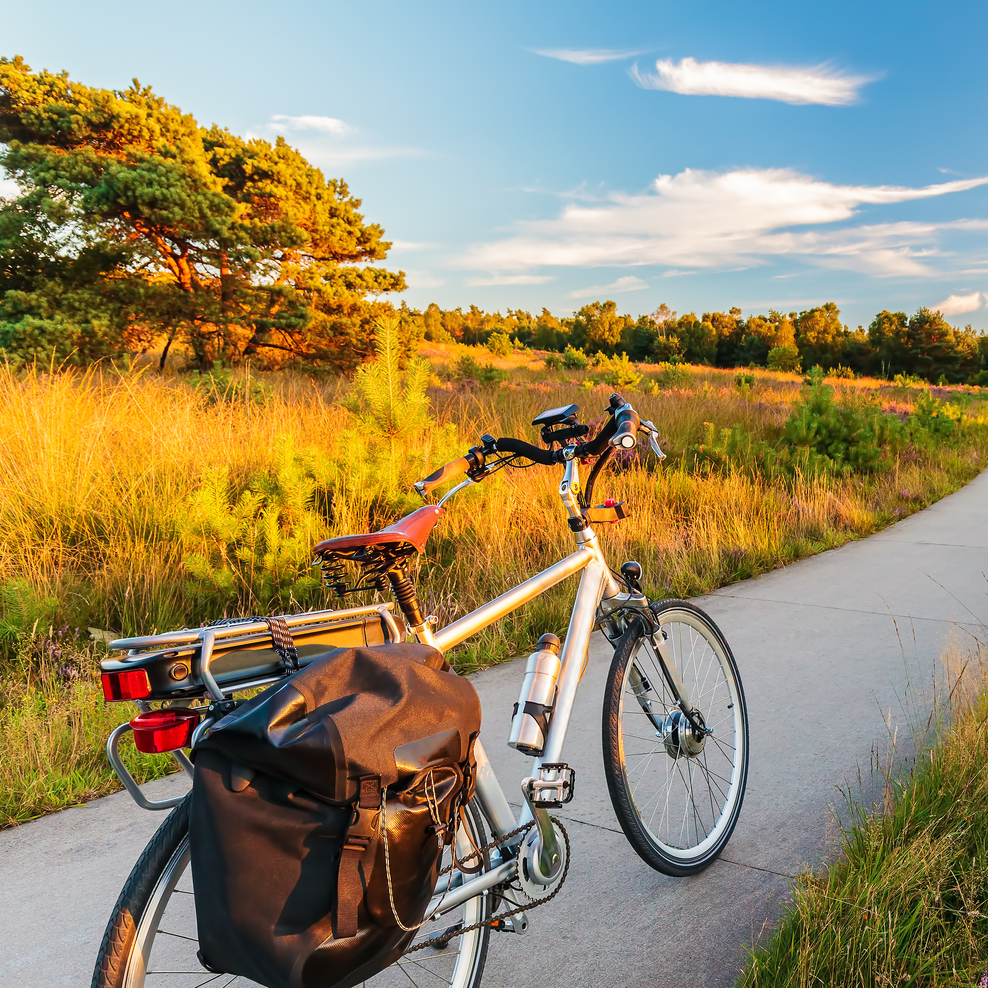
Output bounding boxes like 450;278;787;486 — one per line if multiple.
415;455;472;496
414;393;661;498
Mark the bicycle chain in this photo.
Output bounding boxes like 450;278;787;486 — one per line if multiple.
403;818;571;954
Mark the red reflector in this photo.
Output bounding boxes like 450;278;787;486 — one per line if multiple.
101;669;152;702
130;709;200;753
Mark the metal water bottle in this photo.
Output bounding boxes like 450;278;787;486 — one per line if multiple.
507;633;562;755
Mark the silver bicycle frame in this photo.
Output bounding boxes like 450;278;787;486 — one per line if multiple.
425;459;623;834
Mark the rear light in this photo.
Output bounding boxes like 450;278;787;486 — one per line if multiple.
130;709;200;753
101;669;152;702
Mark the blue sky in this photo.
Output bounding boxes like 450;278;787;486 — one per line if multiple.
5;0;988;329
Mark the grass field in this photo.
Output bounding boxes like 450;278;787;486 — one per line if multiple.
1;342;987;825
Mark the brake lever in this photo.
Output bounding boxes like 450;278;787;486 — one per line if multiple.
640;420;667;461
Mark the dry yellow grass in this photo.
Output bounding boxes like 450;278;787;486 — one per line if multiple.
0;353;985;824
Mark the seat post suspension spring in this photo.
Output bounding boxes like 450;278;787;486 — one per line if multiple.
388;569;425;627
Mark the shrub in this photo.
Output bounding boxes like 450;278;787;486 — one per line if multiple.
562;345;588;370
767;344;801;373
735;372;756;390
830;365;856;380
782;368;896;474
654;362;690;390
912;391;956;439
590;353;643;390
456;355;509;386
543;352;564;371
893;372;924;387
485;331;513;357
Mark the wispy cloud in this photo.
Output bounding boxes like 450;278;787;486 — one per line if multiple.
934;291;983;316
569;276;648;299
401;269;445;290
271;114;350;134
248;115;424;168
466;274;555;286
461;168;988;278
533;48;645;65
631;57;876;105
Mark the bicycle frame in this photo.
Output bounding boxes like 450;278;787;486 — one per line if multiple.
409;455;648;919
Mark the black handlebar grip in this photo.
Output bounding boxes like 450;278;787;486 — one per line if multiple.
610;405;641;450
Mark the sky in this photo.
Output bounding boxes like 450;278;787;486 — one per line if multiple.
4;0;988;330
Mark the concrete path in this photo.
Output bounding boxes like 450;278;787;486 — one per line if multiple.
2;470;987;988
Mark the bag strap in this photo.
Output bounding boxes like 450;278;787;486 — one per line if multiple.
336;776;382;939
264;616;300;673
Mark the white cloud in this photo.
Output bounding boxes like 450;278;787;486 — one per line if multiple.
569;276;648;299
631;57;876;105
388;240;439;252
402;269;445;290
466;274;555;286
533;48;644;65
271;114;350;134
934;291;983;316
461;168;988;278
247;116;424;168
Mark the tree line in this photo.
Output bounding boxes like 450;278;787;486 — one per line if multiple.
0;56;985;385
399;300;988;385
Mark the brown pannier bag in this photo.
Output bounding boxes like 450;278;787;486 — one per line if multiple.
189;643;481;988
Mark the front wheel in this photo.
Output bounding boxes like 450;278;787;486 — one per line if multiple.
602;599;749;876
93;794;493;988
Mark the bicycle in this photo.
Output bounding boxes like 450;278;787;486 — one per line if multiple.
93;392;749;988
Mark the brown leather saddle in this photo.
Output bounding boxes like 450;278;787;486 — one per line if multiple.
313;505;444;558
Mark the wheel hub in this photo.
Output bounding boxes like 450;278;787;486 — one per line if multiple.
657;709;707;758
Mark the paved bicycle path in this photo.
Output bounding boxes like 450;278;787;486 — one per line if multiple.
2;469;987;988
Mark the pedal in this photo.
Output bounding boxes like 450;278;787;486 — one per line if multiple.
522;763;575;809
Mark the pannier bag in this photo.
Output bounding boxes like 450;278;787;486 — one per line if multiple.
189;642;482;988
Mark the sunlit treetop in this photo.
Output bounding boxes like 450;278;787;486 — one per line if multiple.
0;55;405;369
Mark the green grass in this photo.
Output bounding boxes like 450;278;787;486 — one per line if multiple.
0;345;987;825
0;637;175;826
739;641;988;987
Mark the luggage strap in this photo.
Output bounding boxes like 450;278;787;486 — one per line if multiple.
336;776;382;939
264;616;300;673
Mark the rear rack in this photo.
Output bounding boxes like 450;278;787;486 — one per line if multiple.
104;603;405;702
103;602;406;812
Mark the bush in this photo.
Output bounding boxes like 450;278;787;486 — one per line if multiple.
735;372;756;390
893;372;924;387
781;368;894;474
767;344;801;373
654;362;690;390
912;391;956;439
562;345;588;370
829;365;856;380
485;331;513;357
456;354;509;386
590;353;643;390
543;352;564;371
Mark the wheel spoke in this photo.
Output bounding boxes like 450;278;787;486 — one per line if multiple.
606;605;747;873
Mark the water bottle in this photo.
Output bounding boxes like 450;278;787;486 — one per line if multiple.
507;633;562;755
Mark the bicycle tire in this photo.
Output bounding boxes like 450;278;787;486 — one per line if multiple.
92;794;493;988
601;599;749;876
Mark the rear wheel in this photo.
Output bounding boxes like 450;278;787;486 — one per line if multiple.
93;795;493;988
602;599;748;876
